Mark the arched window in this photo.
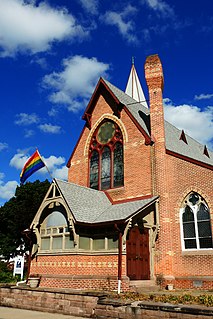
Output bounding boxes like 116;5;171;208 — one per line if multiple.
181;192;213;250
40;211;74;251
89;120;124;190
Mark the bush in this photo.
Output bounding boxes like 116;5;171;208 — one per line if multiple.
0;261;16;283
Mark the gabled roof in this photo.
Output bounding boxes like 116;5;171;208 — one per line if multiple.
165;121;213;167
103;79;151;142
55;179;158;224
97;78;213;168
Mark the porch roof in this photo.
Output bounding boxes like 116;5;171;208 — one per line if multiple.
55;179;158;224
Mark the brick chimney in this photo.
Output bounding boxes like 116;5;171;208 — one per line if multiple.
145;54;165;144
145;55;173;279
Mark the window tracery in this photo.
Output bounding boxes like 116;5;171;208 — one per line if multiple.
89;120;124;190
181;192;213;250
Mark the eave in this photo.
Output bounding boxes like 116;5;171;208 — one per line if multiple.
82;77;122;129
166;149;213;171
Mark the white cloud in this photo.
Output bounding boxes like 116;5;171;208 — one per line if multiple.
43;155;65;171
101;5;138;44
52;166;68;180
31;56;48;69
48;107;59;117
15;113;39;126
10;151;67;180
164;98;213;149
24;129;35;138
0;180;18;201
0;142;8;151
38;123;61;134
42;55;110;112
10;153;29;170
194;93;213;100
142;0;174;18
79;0;99;15
0;0;88;57
0;172;5;180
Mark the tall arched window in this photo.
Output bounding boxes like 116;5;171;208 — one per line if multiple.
89;120;124;190
180;192;213;250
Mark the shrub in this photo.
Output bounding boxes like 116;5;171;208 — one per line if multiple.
0;261;16;283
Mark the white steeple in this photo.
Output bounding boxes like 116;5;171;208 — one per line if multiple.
125;57;148;108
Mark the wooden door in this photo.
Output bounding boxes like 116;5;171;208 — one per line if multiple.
126;227;150;280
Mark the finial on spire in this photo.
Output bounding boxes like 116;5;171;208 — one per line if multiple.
132;56;135;65
125;57;148;108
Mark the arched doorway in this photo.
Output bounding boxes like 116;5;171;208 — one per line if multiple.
126;227;150;280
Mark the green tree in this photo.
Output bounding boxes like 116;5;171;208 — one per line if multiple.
0;179;50;260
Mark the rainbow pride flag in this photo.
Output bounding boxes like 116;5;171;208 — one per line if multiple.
20;150;45;184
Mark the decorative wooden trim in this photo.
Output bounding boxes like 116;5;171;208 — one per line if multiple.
82;78;121;127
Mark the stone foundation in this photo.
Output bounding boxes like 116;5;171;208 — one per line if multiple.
0;286;213;318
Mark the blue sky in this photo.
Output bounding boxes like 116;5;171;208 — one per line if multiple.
0;0;213;206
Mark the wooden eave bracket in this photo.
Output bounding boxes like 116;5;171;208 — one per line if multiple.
122;218;132;248
68;217;77;246
84;112;92;129
82;78;122;128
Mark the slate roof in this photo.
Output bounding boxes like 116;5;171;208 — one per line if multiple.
55;179;158;224
103;78;213;167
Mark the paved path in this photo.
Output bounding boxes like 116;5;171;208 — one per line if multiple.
0;307;85;319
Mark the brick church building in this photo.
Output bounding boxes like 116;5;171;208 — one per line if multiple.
30;55;213;291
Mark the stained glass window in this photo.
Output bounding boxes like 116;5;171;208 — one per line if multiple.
89;120;124;190
114;143;124;187
101;147;111;189
90;150;99;189
181;193;213;250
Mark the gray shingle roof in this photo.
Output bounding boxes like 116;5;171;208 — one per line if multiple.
55;179;158;224
165;121;213;166
104;79;150;137
103;78;213;167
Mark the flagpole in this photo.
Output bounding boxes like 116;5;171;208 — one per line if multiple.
36;149;53;181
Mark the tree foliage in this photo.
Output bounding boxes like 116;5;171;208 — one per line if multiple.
0;179;50;260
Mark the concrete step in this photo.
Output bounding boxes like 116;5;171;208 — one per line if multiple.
129;280;160;293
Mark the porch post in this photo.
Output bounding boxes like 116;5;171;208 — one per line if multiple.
115;224;122;294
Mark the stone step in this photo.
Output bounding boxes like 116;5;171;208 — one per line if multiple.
129;280;160;293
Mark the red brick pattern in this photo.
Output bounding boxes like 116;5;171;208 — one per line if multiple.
34;54;213;291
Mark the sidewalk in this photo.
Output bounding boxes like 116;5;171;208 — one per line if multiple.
0;307;85;319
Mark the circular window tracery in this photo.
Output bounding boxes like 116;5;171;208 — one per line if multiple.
97;121;115;144
89;120;124;190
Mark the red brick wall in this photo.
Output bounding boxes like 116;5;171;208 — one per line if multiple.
68;94;152;201
30;253;128;290
155;153;213;284
65;54;213;290
145;54;213;288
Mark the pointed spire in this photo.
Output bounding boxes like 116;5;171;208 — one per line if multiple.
125;58;148;108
